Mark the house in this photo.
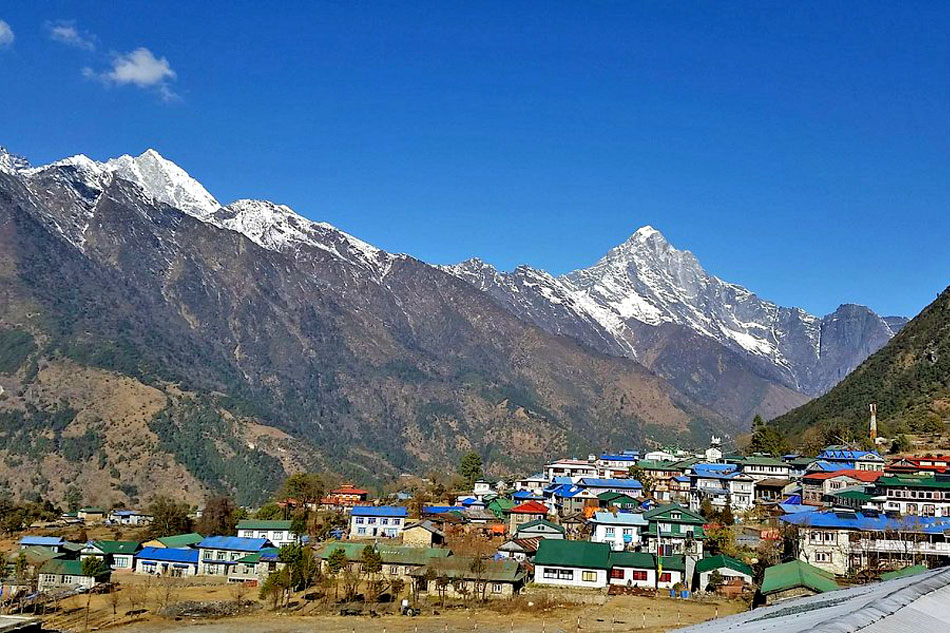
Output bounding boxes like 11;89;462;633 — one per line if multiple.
349;506;408;538
760;559;838;604
506;500;549;532
886;455;950;475
780;509;950;576
578;477;643;498
473;479;493;499
108;509;152;526
642;504;705;557
876;473;950;517
533;540;611;588
317;542;451;585
513;518;565;540
237;519;300;547
754;478;793;504
589;512;647;551
815;448;886;472
730;456;792;481
635;460;683;502
596;453;640;478
197;536;272;578
486;497;515;519
133;547;199;577
688;463;755;512
18;536;66;553
693;554;753;591
513;473;548;494
544;459;598;481
402;520;445;547
323;483;370;508
80;540;141;571
412;556;525;599
77;507;106;523
545;483;598;516
598;491;640;511
497;538;541;562
228;547;282;585
141;533;204;549
37;559;110;592
801;470;883;506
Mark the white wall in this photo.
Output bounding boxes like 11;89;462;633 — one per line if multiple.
534;565;607;589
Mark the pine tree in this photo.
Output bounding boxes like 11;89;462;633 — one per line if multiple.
458;452;483;488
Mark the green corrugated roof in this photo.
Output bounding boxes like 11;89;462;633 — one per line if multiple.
237;519;293;530
534;540;611;570
636;460;683;472
157;533;204;548
658;556;686;572
90;540;140;555
643;503;706;524
694;554;753;577
880;564;928;580
608;551;655;569
235;547;280;564
761;560;838;595
597;492;639;504
317;543;451;566
831;489;875;501
877;475;950;489
39;558;108;577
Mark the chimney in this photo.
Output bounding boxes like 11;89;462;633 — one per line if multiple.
869;403;878;441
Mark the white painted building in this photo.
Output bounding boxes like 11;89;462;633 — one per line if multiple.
236;519;300;548
589;512;647;551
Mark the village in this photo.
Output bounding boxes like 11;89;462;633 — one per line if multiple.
2;414;950;633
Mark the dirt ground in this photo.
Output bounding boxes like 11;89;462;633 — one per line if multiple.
31;575;742;633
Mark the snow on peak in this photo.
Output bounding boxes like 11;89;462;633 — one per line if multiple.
103;149;221;218
0;147;31;174
214;199;390;274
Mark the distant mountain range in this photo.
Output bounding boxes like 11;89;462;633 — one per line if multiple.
0;145;908;504
443;229;906;423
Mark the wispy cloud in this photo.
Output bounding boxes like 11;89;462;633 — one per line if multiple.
47;20;95;51
0;20;14;48
83;47;179;102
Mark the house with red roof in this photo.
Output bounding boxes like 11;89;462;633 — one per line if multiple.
323;483;370;508
801;469;883;506
506;500;550;532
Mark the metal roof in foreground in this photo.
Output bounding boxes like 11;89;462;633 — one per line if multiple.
674;566;950;633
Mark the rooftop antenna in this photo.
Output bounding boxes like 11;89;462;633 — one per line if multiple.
869;403;878;441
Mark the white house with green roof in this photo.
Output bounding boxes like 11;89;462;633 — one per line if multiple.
693;554;753;590
642;504;705;557
237;519;300;547
80;540;141;571
513;519;565;540
731;455;792;481
37;558;111;592
533;540;611;588
877;474;950;517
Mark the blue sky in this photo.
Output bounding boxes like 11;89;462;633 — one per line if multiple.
1;2;948;317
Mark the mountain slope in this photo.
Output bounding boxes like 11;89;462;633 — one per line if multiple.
772;286;950;438
444;228;904;423
0;147;733;506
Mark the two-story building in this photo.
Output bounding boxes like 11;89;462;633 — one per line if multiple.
876;473;950;517
349;506;408;538
236;519;300;547
197;536;272;578
544;459;598;481
506;501;549;533
37;559;110;592
323;483;370;508
589;512;648;551
642;504;705;557
801;470;883;506
816;448;886;472
80;540;141;571
533;540;611;589
731;456;792;481
134;546;200;577
108;509;153;526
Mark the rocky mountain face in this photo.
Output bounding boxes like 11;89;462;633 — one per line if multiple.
0;147;732;506
773;285;950;439
444;228;906;424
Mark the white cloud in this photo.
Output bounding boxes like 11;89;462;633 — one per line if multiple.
47;20;95;51
0;20;14;47
85;47;179;102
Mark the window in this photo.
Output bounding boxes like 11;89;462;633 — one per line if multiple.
381;518;388;525
491;583;503;594
367;517;377;524
609;568;625;579
605;528;615;537
543;567;574;580
216;551;226;560
581;571;597;583
815;552;832;563
392;518;401;525
258;531;267;538
357;527;366;535
660;573;671;582
274;532;284;540
355;517;364;524
631;570;648;581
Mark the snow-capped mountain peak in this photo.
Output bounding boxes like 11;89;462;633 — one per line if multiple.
0;147;31;174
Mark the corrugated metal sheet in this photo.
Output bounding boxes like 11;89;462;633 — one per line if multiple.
674;567;950;633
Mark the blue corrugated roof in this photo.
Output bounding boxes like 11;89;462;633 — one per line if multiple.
512;490;544;500
692;463;739;479
808;460;840;472
600;454;638;461
137;547;199;564
351;506;408;517
198;536;270;551
422;505;465;514
578;477;643;489
20;536;65;546
552;476;574;485
782;511;950;533
818;449;882;461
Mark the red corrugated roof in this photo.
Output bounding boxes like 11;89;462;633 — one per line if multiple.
803;469;882;482
510;500;549;514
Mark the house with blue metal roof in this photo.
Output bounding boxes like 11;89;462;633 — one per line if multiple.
589;511;648;551
781;509;950;576
19;536;66;552
134;546;200;577
577;477;643;497
688;463;755;512
349;505;408;539
816;447;886;472
197;537;272;577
